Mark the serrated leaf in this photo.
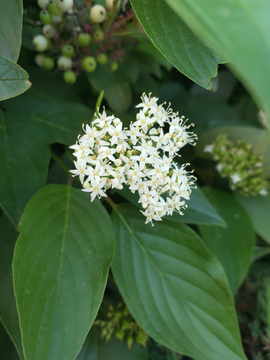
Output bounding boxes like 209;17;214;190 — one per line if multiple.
165;0;270;127
13;185;114;360
0;0;22;62
0;110;51;224
0;56;31;101
76;327;147;360
0;207;23;359
198;188;255;293
131;0;218;89
234;192;270;246
111;203;247;360
117;184;225;226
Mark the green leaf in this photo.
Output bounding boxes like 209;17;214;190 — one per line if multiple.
0;110;50;224
0;0;22;62
86;64;132;113
111;203;247;360
196;126;270;176
131;0;218;89
0;207;23;360
198;188;255;293
234;192;270;245
0;322;21;360
252;247;270;262
13;185;114;360
117;184;225;226
164;0;270;127
0;56;31;101
76;327;147;360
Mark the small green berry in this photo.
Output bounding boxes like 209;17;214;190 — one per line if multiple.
57;56;73;70
33;35;48;52
56;0;73;12
35;54;46;67
43;56;55;70
90;5;106;23
77;33;91;47
115;329;125;341
61;44;75;58
43;24;56;38
40;10;53;24
63;70;76;84
38;0;49;9
110;61;118;72
96;53;107;65
93;30;104;42
48;0;63;16
82;56;97;72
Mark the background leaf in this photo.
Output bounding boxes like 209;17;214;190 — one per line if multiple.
0;322;21;360
111;203;247;360
117;184;225;226
165;0;270;126
0;56;31;101
76;327;147;360
131;0;218;89
0;207;23;359
234;193;270;245
0;0;22;62
0;110;50;224
13;185;115;360
198;188;256;293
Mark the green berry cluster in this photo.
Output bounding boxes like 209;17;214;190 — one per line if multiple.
204;135;269;196
95;303;149;348
32;0;134;84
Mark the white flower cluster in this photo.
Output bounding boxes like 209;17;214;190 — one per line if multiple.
70;94;197;225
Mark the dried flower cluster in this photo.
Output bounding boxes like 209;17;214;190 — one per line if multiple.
204;134;268;196
70;94;197;225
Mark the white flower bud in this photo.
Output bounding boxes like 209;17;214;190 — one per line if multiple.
114;159;122;167
113;118;121;125
142;202;148;209
90;5;107;23
175;141;183;147
115;183;123;190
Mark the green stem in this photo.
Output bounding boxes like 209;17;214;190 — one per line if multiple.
104;196;117;209
51;151;71;175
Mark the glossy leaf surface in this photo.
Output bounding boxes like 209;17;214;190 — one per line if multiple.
199;188;255;293
0;56;31;101
112;204;247;360
131;0;218;89
13;185;115;360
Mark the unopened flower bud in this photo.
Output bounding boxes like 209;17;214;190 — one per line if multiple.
114;159;122;166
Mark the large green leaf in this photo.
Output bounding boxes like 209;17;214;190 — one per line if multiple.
117;184;225;226
0;110;50;224
0;0;22;62
0;207;23;359
198;188;255;293
111;203;247;360
196;126;270;176
234;192;270;245
165;0;270;127
131;0;218;89
13;185;114;360
76;327;147;360
0;56;31;101
86;64;132;113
